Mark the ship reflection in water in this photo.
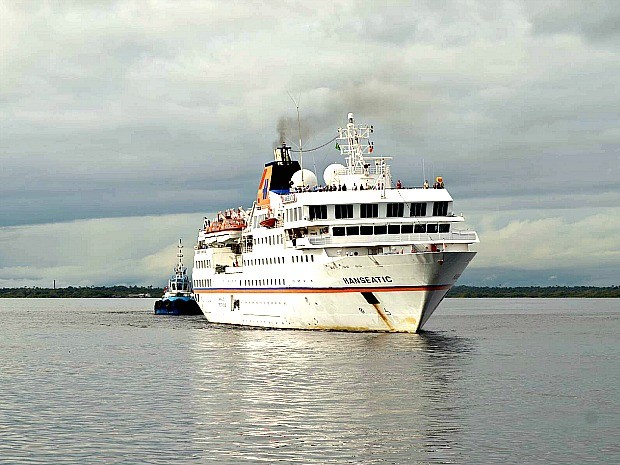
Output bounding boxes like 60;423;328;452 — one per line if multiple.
189;327;474;463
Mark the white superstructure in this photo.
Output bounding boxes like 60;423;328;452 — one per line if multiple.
192;113;478;332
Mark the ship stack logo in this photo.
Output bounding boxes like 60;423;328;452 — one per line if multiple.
262;179;269;199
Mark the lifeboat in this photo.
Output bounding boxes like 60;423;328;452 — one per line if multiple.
259;217;277;228
205;217;246;233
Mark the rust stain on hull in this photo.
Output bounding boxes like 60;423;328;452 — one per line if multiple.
371;303;395;331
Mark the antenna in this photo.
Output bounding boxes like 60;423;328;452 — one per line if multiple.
177;239;184;271
287;92;303;185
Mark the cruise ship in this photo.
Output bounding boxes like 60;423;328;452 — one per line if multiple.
192;113;478;332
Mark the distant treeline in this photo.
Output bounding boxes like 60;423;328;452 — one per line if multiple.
0;286;164;298
0;285;618;298
447;286;619;298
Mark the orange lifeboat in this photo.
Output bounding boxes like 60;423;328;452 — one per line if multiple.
205;217;246;234
259;217;277;228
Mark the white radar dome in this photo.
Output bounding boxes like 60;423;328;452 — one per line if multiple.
291;169;318;189
323;163;346;186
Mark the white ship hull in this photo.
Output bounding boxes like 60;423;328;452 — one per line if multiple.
194;251;475;332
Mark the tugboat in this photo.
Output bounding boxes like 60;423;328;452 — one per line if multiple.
154;239;203;315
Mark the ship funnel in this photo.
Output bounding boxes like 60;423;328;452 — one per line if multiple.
273;143;292;163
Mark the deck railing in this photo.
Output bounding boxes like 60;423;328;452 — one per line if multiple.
301;230;477;247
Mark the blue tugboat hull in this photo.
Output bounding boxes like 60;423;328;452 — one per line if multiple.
154;297;202;316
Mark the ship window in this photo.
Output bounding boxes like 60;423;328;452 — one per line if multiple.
427;223;438;233
439;223;450;233
333;227;345;236
401;224;413;234
410;202;427;217
387;203;404;217
346;226;359;236
388;224;400;234
414;224;426;233
360;225;373;235
374;225;387;235
335;204;354;219
360;203;378;218
309;205;327;220
311;255;314;262
433;201;448;216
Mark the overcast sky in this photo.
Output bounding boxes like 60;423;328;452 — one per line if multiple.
1;0;618;288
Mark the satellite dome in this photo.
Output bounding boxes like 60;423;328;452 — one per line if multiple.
323;163;346;186
291;169;318;189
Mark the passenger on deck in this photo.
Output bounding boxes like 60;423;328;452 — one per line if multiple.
424;180;429;189
396;180;402;189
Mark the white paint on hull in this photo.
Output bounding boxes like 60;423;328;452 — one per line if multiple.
195;251;475;333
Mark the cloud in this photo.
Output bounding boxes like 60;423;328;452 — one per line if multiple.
460;208;620;286
0;0;618;285
527;0;620;42
0;213;208;287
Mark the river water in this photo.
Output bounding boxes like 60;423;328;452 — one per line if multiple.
0;298;617;464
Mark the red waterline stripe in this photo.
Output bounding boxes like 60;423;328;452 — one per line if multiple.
194;285;450;294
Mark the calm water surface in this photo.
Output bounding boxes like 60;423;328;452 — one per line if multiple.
0;298;617;464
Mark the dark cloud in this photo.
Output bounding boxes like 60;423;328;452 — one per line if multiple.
0;0;618;285
528;0;620;42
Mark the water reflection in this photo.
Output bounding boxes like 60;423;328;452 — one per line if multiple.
189;327;475;464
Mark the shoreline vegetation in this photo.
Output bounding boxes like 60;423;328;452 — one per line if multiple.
0;286;163;298
0;285;617;298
